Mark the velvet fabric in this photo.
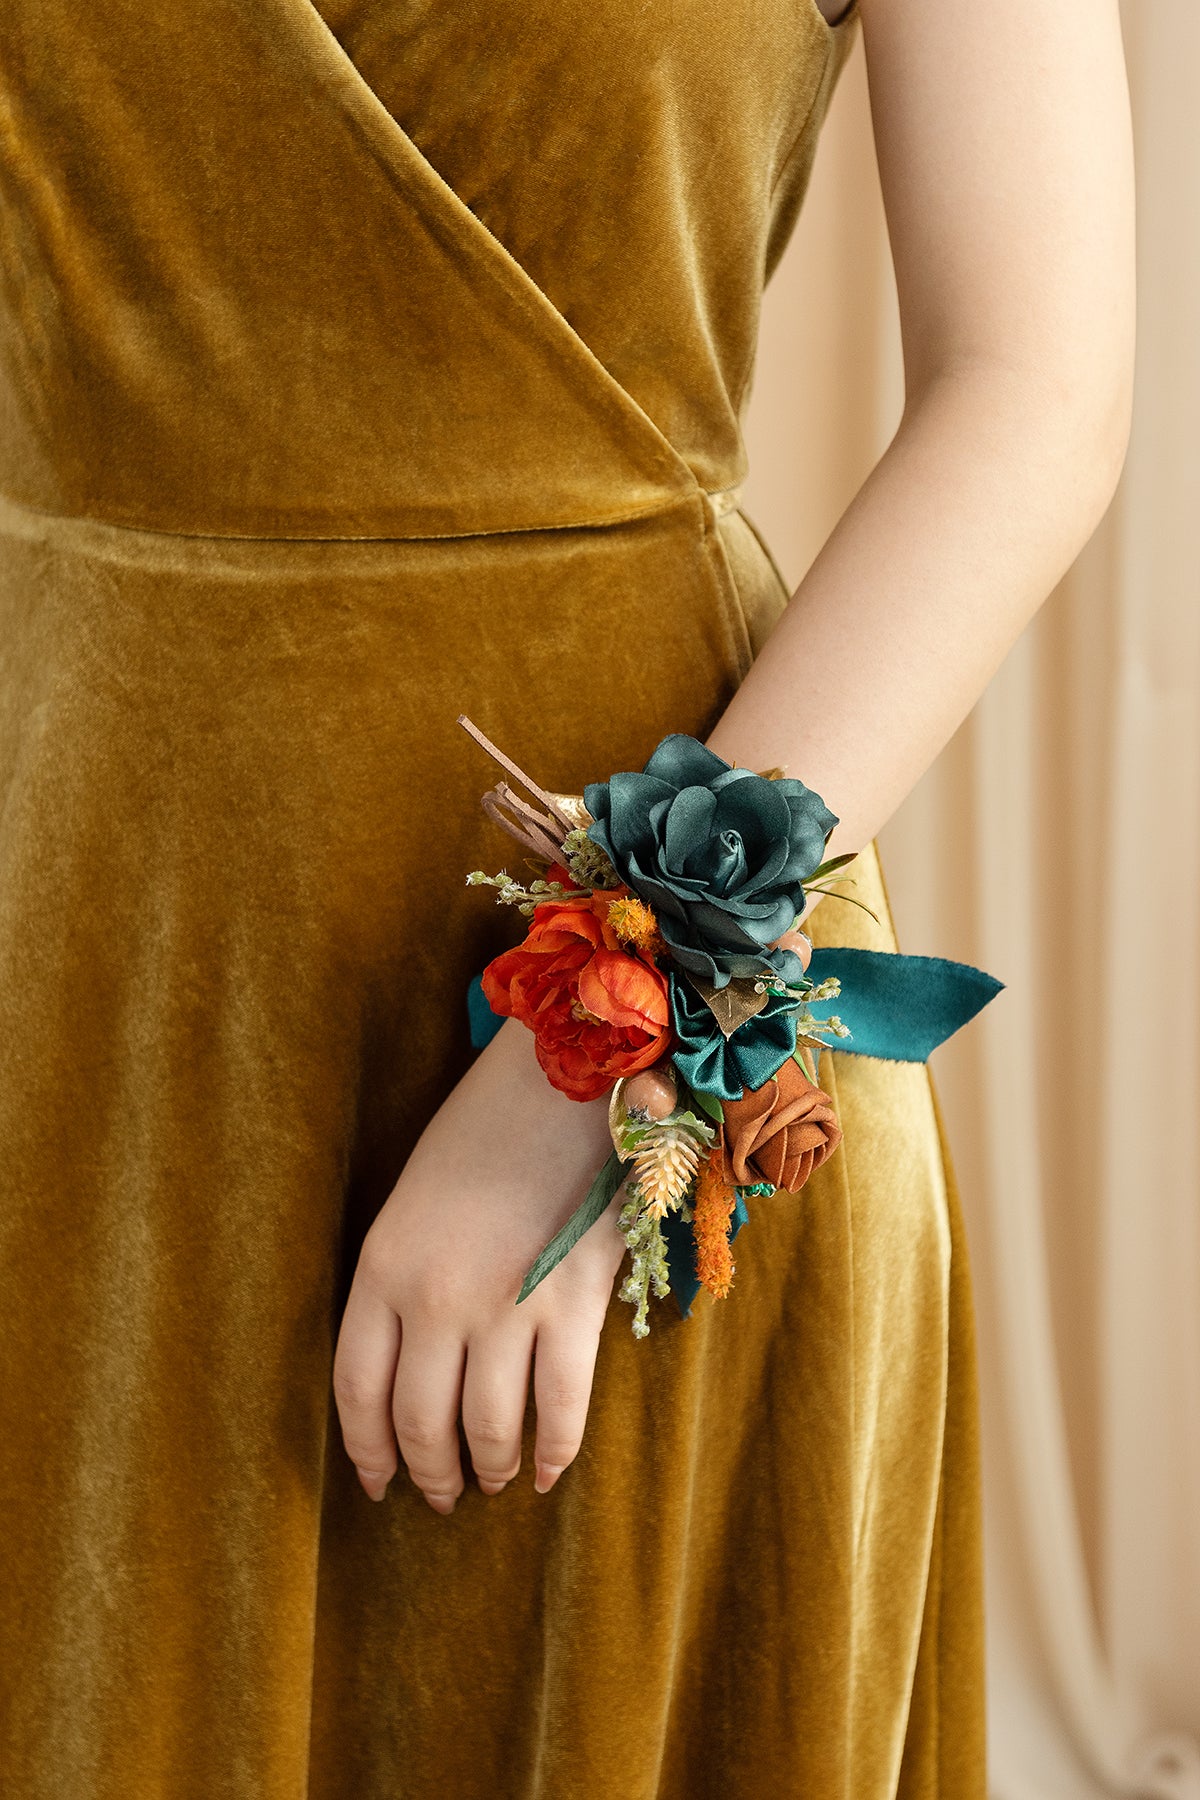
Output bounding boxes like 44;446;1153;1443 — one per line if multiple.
0;2;986;1794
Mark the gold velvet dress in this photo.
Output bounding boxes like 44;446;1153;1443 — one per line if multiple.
0;1;986;1794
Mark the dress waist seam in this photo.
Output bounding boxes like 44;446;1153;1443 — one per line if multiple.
0;483;743;551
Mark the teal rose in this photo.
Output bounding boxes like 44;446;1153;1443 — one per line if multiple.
584;735;836;989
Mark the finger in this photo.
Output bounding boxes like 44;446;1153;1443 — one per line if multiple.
392;1329;467;1515
460;1325;534;1495
332;1283;402;1502
531;1316;604;1495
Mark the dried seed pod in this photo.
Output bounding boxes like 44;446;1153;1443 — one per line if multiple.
623;1067;678;1122
773;925;813;971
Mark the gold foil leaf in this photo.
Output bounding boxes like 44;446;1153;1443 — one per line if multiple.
688;973;770;1040
608;1080;631;1159
546;791;593;829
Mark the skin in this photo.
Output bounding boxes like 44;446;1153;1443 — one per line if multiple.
333;0;1136;1511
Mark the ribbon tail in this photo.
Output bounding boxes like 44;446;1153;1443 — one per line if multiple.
468;971;506;1050
804;947;1004;1063
663;1191;751;1320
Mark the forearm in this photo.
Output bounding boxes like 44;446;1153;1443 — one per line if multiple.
707;361;1130;919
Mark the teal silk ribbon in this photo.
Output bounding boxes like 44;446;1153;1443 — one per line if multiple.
467;946;1003;1319
802;947;1004;1064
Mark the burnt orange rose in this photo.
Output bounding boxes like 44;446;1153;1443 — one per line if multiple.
717;1055;842;1192
481;887;670;1102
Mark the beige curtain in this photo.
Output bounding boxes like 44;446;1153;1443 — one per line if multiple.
740;9;1200;1797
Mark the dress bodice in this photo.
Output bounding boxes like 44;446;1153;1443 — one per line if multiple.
0;0;858;537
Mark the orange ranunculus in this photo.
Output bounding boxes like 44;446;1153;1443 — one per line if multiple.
481;886;671;1102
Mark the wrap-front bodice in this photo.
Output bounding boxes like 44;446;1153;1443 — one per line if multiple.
0;0;858;539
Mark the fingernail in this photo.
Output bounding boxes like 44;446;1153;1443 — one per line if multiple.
534;1465;563;1494
356;1468;390;1502
425;1492;458;1515
478;1478;509;1496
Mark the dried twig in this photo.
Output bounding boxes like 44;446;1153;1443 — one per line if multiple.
458;715;577;837
480;784;566;863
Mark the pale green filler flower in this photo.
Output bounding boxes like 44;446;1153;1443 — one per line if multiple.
612;1104;715;1335
617;1199;672;1339
561;828;622;891
465;869;580;916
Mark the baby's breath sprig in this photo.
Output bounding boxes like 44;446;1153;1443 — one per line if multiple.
795;1009;851;1041
465;869;588;916
752;971;852;1043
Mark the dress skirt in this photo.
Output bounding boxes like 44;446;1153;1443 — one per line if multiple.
0;488;985;1797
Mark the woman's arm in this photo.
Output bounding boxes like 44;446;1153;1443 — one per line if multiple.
712;0;1135;905
332;0;1135;1513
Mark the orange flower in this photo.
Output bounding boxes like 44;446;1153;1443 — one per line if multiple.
716;1055;842;1192
481;885;671;1102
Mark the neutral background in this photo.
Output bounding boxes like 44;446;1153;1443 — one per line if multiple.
741;6;1200;1796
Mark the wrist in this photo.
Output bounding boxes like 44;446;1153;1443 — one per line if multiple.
489;1016;614;1149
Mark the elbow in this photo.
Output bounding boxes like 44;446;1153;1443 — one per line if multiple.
1032;311;1138;520
909;346;1136;541
1028;365;1134;568
1074;350;1135;526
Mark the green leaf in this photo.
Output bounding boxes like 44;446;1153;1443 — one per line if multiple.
616;1119;653;1157
516;1150;628;1304
672;1071;722;1122
803;881;882;926
686;1084;725;1125
671;1109;717;1146
808;852;859;881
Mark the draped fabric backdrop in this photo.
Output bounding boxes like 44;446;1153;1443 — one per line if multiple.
741;7;1200;1797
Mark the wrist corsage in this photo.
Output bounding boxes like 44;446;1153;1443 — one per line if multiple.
459;715;1003;1337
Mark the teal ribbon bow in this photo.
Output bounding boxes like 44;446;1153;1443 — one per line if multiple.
467;946;1003;1319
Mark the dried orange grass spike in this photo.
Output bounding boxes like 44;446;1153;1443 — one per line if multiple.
692;1157;738;1300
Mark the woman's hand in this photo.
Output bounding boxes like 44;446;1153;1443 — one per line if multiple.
332;1016;626;1513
